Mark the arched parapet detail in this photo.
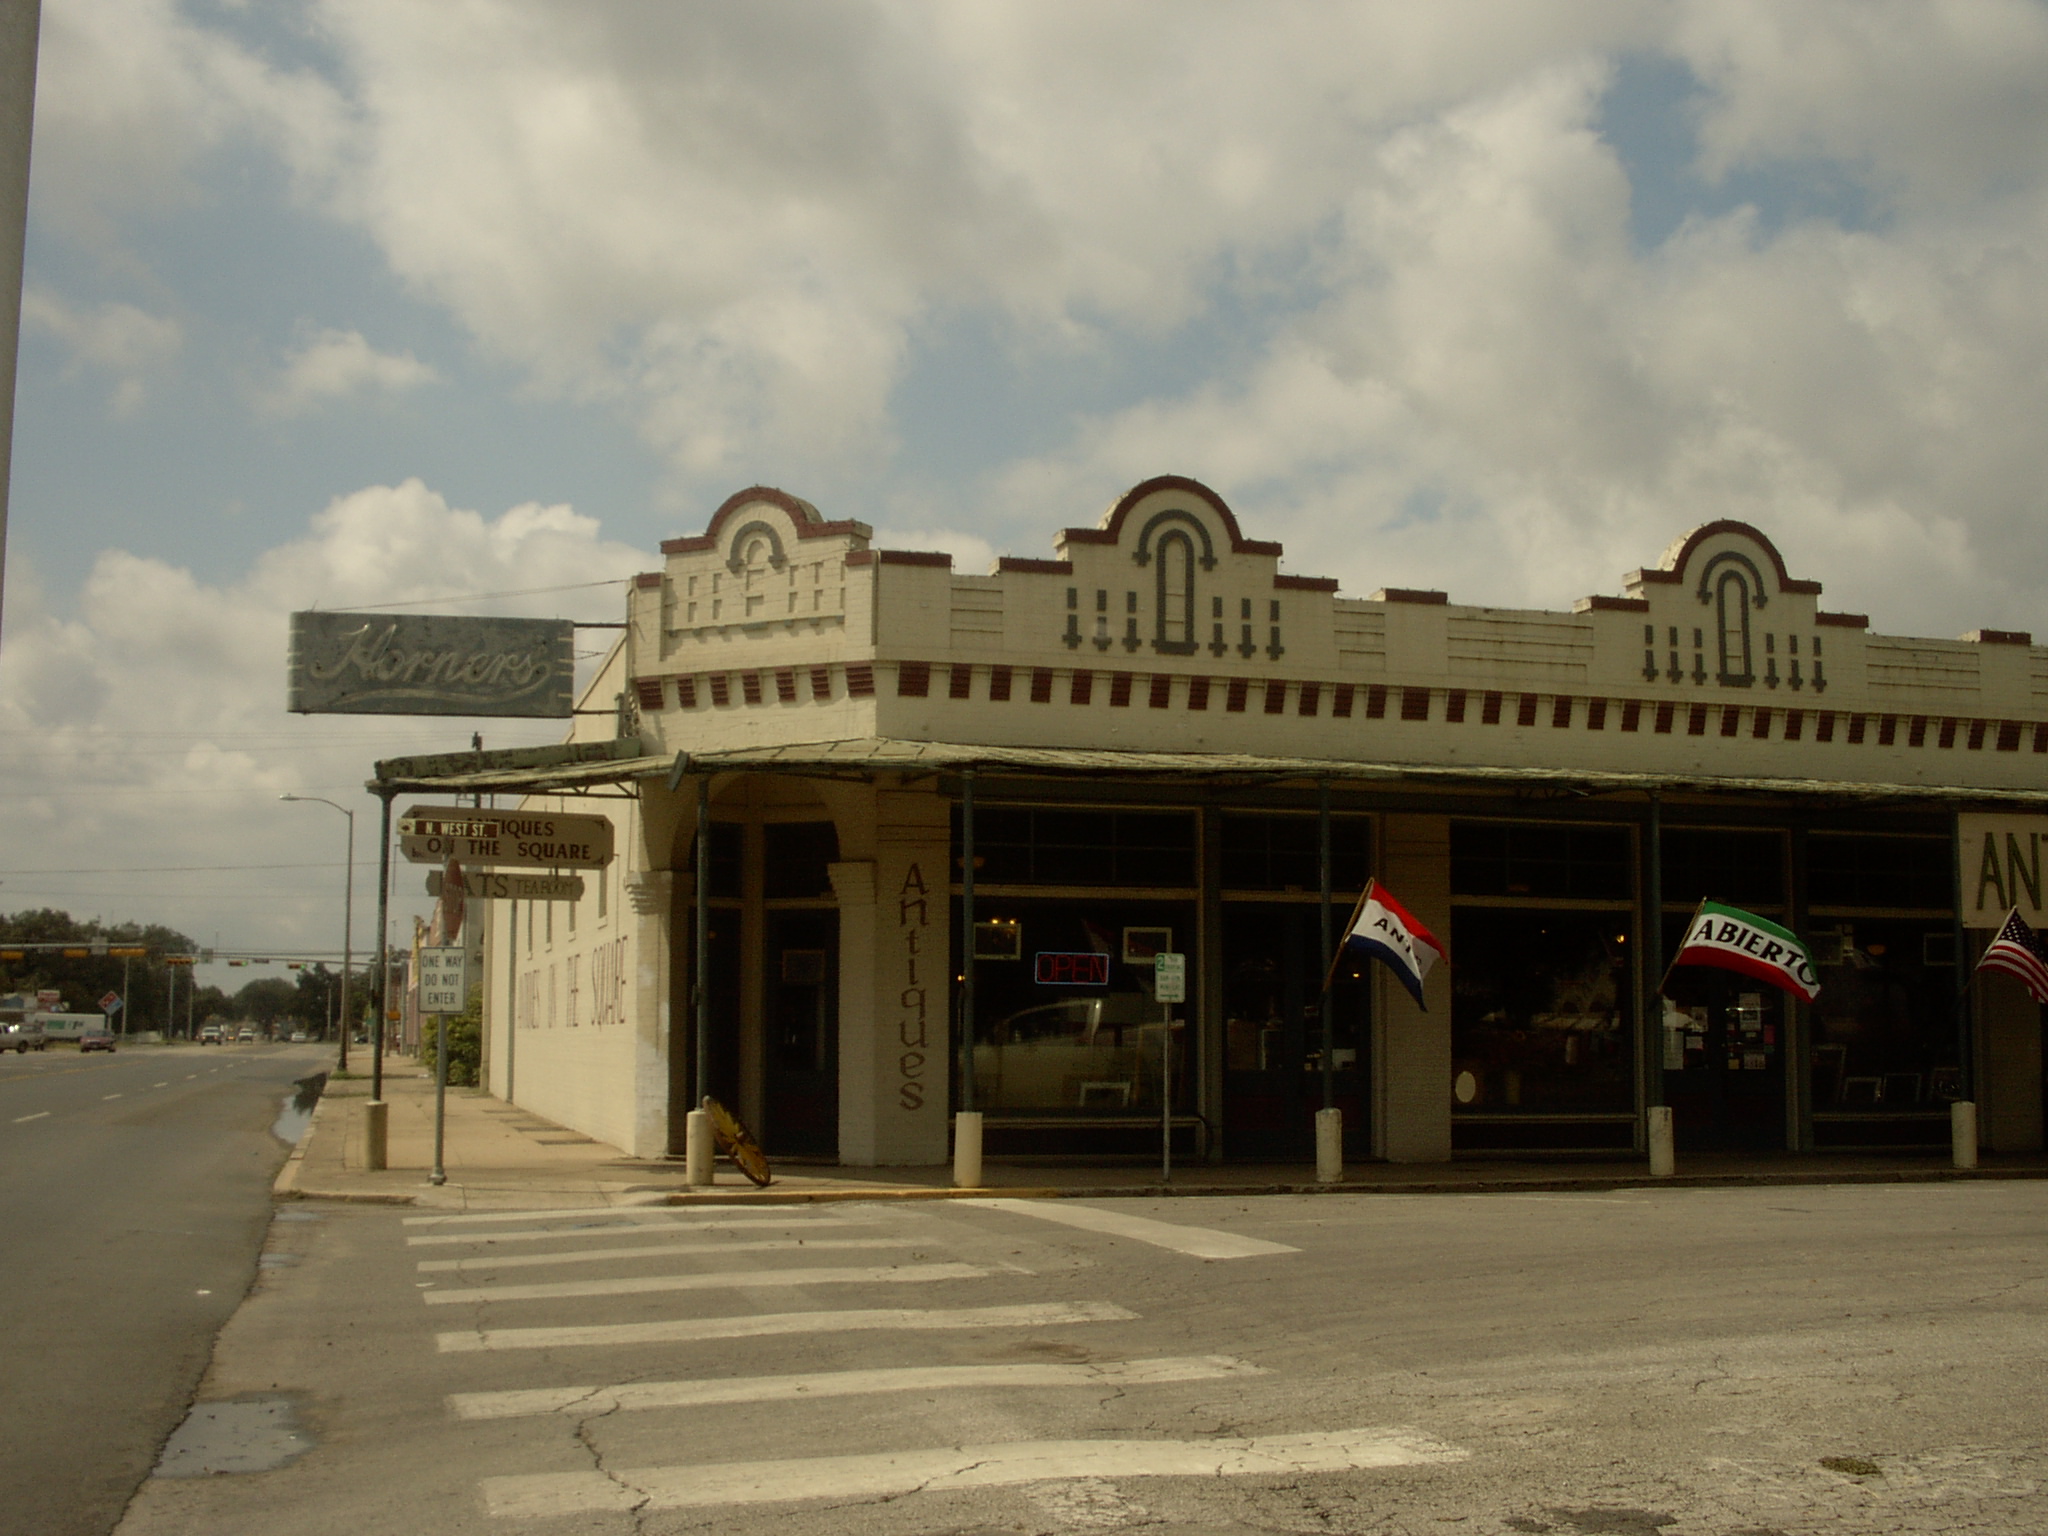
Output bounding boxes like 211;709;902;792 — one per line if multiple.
1696;549;1769;611
1056;474;1281;559
1132;506;1217;571
1629;519;1822;599
723;519;788;574
661;486;872;557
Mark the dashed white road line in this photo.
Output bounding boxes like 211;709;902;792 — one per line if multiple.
961;1198;1299;1259
450;1354;1264;1421
153;1082;168;1088
480;1427;1468;1517
418;1236;911;1273
423;1260;1007;1306
101;1093;123;1101
405;1212;874;1247
438;1299;1134;1354
12;1111;49;1123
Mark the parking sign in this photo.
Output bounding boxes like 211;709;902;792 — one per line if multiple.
1153;952;1186;1003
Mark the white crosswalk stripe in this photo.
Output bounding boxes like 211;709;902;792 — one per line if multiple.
480;1428;1469;1518
959;1197;1300;1257
406;1210;876;1247
436;1299;1135;1353
448;1355;1264;1421
417;1235;911;1272
420;1259;1009;1305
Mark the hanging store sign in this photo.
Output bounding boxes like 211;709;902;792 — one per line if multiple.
1959;813;2048;927
399;806;614;869
288;612;574;718
427;869;586;902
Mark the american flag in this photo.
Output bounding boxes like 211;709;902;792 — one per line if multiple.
1977;907;2048;1004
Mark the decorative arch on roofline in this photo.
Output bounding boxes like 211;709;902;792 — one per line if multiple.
1631;519;1822;597
1057;475;1283;560
660;485;872;557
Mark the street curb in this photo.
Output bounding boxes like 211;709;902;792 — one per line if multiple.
662;1165;2048;1204
277;1187;421;1206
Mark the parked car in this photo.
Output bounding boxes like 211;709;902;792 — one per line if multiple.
288;1030;310;1044
236;1028;257;1043
4;1021;48;1053
198;1023;224;1045
79;1030;116;1053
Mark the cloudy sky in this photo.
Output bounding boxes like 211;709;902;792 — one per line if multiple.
3;0;2047;985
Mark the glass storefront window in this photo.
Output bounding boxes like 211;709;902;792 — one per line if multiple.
1450;908;1635;1114
1220;815;1371;893
1451;823;1631;900
1810;918;1961;1112
1808;834;1950;910
958;807;1196;888
763;822;839;899
1660;829;1785;907
960;900;1193;1116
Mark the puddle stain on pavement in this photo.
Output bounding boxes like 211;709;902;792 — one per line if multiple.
154;1395;315;1477
269;1073;326;1144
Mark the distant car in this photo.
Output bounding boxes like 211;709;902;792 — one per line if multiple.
289;1030;310;1044
79;1030;116;1053
198;1024;224;1045
4;1022;48;1053
236;1028;257;1043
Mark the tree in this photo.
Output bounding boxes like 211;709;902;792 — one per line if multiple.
232;978;299;1028
0;909;199;1032
420;985;483;1088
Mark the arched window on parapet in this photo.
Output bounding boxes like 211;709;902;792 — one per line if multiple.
1154;530;1196;654
1714;568;1754;685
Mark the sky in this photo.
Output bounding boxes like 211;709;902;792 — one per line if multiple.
3;0;2047;992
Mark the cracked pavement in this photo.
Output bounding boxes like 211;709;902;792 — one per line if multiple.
111;1181;2048;1535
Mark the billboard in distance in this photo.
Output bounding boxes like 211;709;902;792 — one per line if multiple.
288;612;574;717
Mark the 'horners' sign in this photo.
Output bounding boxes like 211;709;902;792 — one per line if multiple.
288;612;573;717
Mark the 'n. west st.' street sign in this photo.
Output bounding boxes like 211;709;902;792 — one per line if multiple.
399;806;614;869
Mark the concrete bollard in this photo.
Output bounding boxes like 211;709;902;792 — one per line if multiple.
1314;1107;1344;1184
954;1110;984;1189
361;1099;388;1172
684;1108;715;1186
1648;1105;1675;1178
1951;1100;1978;1169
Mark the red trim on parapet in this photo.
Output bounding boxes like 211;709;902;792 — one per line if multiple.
661;485;871;555
1629;519;1822;595
997;557;1074;575
1814;611;1868;628
1274;574;1339;592
634;572;664;589
1966;629;2033;646
1372;588;1448;605
1577;594;1649;613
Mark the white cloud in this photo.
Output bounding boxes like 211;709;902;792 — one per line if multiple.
21;288;182;414
262;326;440;417
0;482;645;956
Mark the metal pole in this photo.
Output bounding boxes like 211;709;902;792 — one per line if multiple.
1644;790;1664;1109
372;789;393;1103
119;954;129;1039
1161;993;1172;1183
337;808;353;1073
694;775;710;1102
1953;809;1973;1101
430;1004;448;1185
1318;779;1333;1113
960;766;976;1114
504;898;517;1102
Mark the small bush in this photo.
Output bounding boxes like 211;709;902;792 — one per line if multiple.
420;985;482;1088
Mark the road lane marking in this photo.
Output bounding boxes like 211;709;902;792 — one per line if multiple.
961;1199;1299;1259
404;1203;835;1228
154;1082;168;1087
438;1299;1134;1354
419;1236;912;1273
12;1111;49;1123
449;1354;1264;1421
101;1093;123;1100
480;1426;1468;1517
423;1260;1007;1306
406;1212;874;1247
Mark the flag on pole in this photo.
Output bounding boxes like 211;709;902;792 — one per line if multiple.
1667;899;1821;1002
1975;906;2048;1003
1336;879;1446;1008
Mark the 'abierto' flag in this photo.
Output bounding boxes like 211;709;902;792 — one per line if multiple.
1337;879;1446;1008
1667;899;1821;1002
1976;906;2048;1003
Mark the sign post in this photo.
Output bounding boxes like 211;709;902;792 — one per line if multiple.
417;945;468;1187
1153;952;1186;1184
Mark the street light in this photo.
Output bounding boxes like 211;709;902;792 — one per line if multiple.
279;794;354;1073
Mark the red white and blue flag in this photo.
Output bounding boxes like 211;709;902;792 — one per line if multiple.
1976;907;2048;1003
1338;879;1446;1008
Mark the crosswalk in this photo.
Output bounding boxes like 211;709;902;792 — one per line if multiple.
393;1196;1466;1521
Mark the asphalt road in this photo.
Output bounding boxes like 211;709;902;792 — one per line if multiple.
106;1177;2048;1536
0;1041;329;1536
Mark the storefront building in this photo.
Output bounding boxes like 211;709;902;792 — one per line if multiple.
379;476;2048;1166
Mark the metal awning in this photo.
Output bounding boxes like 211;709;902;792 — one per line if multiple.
369;734;2048;808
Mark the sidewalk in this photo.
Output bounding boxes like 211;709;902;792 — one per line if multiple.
275;1065;2048;1210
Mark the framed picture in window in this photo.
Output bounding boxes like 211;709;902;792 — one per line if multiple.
1122;926;1172;965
